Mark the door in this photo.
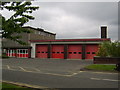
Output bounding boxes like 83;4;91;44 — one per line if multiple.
68;45;82;59
86;45;99;59
7;49;16;57
36;45;48;58
52;45;64;59
17;49;28;58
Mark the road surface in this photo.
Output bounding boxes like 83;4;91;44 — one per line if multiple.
2;58;119;88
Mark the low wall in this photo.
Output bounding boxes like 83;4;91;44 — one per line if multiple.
94;57;120;64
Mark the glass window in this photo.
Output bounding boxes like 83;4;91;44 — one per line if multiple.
23;50;25;54
87;52;90;54
17;50;19;53
48;34;51;37
92;52;96;54
10;50;12;53
78;52;81;54
20;50;23;53
41;32;45;36
39;31;41;34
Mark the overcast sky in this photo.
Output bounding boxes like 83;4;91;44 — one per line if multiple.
1;1;118;40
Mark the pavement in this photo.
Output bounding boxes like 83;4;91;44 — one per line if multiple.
2;58;119;88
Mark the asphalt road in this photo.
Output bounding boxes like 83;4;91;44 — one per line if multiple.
2;58;119;88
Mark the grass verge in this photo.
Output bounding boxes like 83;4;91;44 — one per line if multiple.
0;82;33;89
84;64;117;72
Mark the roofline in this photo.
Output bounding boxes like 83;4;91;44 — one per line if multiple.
30;38;111;42
23;26;56;35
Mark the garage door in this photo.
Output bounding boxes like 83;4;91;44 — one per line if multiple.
52;45;64;59
36;45;48;58
86;45;98;59
68;45;82;59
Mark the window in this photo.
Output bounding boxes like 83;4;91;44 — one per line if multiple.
46;52;48;53
42;52;44;53
87;52;90;54
46;33;49;36
48;34;51;37
23;50;25;54
37;51;40;53
92;52;96;54
69;52;72;54
52;52;55;53
20;50;23;53
61;52;64;54
35;31;37;34
41;32;45;36
3;49;6;53
57;52;60;53
78;52;81;54
39;31;41;34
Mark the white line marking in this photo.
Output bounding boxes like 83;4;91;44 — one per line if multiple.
70;71;84;76
2;67;83;77
4;67;72;77
102;79;119;82
91;78;101;80
38;72;72;77
19;67;27;71
91;78;119;82
92;72;118;74
6;65;10;69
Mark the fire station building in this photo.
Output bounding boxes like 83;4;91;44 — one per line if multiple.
30;38;110;60
30;26;110;60
2;26;56;58
2;26;111;60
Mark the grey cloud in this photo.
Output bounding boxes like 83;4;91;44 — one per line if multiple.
25;2;118;40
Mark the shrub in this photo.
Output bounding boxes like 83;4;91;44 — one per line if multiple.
2;53;9;58
96;41;120;57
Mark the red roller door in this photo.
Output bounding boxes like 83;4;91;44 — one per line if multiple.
52;45;64;59
86;45;98;59
68;45;82;59
36;45;48;58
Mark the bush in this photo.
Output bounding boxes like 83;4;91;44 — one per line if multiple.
2;53;9;58
96;41;120;57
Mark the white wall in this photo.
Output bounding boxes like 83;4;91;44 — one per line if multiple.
31;43;36;58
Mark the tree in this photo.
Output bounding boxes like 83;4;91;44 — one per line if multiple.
0;1;39;45
96;41;120;57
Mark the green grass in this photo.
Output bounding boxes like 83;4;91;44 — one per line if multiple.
0;82;33;89
84;64;116;72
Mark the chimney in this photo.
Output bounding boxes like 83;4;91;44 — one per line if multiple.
101;26;107;38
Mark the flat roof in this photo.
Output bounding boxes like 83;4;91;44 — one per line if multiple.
30;38;111;42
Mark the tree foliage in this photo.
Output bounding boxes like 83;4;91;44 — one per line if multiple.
96;41;120;57
0;1;39;45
